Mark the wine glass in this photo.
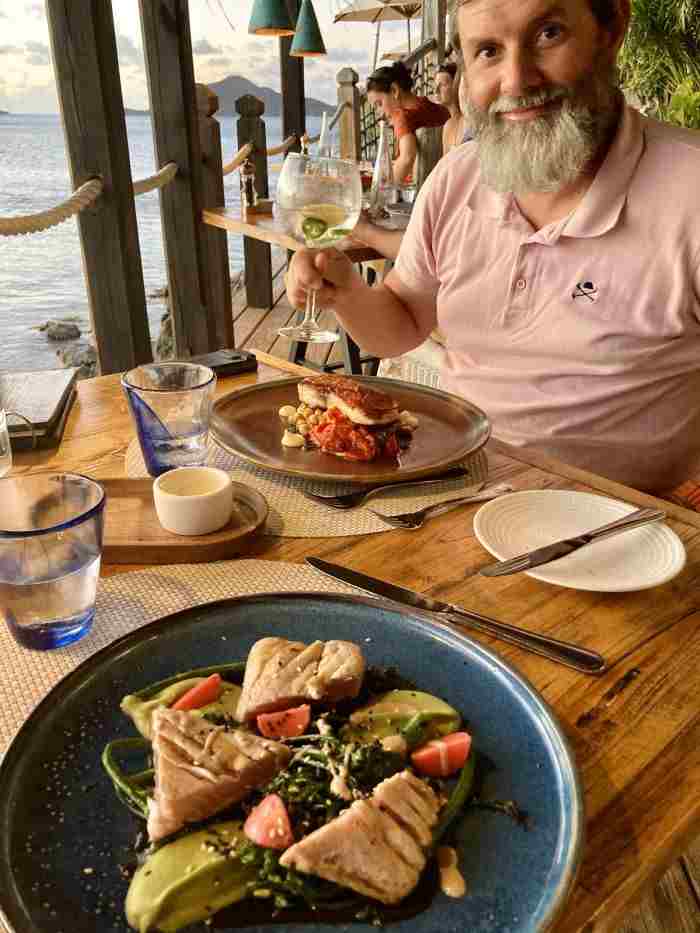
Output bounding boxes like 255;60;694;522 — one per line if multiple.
276;153;362;344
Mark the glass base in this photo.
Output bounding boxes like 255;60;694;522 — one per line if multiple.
278;325;340;344
6;608;94;650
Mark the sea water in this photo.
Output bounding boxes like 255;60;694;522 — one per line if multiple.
0;112;324;372
1;552;101;649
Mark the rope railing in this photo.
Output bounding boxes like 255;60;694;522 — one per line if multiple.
133;161;178;195
265;135;298;157
303;101;350;145
222;141;254;176
0;177;104;237
2;100;355;237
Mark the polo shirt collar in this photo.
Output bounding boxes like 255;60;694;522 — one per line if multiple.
560;102;645;239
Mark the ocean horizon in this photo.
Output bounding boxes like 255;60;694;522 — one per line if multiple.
0;111;323;372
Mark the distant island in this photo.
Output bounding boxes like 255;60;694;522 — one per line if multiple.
0;110;8;116
209;75;334;117
124;75;334;120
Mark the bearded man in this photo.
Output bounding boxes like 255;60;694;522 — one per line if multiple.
285;0;700;495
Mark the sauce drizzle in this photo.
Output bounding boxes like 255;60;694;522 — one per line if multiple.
436;846;466;898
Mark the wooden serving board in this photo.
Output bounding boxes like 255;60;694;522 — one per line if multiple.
101;478;269;564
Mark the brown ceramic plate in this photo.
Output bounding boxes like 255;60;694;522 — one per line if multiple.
210;375;491;483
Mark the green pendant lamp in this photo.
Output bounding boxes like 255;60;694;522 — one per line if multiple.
248;0;296;36
290;0;326;57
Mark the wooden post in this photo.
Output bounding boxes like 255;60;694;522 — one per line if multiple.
197;84;234;349
280;0;305;152
436;0;447;62
45;0;152;374
236;96;273;310
139;0;219;358
337;68;361;161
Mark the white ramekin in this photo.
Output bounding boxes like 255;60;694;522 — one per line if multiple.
153;466;233;536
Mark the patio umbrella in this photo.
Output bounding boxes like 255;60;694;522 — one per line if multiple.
333;0;422;70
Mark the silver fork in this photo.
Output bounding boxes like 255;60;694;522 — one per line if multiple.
300;466;475;510
366;483;513;529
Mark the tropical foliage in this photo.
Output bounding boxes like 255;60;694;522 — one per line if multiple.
619;0;700;128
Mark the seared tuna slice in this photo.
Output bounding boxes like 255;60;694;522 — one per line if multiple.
147;707;291;842
235;637;365;722
279;770;441;904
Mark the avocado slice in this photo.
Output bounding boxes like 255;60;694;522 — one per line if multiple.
342;690;461;749
121;680;242;740
126;821;255;932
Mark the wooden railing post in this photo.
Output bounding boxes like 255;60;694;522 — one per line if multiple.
196;84;234;349
46;0;152;374
337;68;361;161
236;95;273;310
280;0;305;154
139;0;218;357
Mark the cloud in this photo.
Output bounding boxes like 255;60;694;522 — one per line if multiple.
116;32;143;66
193;38;222;56
25;40;50;66
206;55;233;69
24;2;44;18
0;45;23;55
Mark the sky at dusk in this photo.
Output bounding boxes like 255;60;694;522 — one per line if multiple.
0;1;419;113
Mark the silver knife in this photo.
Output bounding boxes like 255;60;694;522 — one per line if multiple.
479;507;666;577
306;557;606;675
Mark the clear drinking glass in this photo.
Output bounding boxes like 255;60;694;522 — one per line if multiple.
0;409;35;477
0;473;105;650
276;153;363;344
121;362;216;478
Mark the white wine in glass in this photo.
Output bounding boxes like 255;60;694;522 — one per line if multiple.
276;153;362;344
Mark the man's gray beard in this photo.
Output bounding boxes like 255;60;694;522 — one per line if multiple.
464;66;621;195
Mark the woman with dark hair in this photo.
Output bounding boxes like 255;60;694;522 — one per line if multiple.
366;60;449;184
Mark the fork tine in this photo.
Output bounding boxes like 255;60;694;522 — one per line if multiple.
483;556;532;576
365;508;414;529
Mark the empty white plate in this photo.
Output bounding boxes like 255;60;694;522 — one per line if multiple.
474;489;686;592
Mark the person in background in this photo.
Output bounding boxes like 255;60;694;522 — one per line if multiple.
366;60;450;184
286;0;700;500
435;62;468;153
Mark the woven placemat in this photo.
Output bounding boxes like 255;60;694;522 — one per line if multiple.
0;559;358;756
125;437;489;538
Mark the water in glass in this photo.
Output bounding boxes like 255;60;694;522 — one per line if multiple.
0;473;105;650
276;154;362;343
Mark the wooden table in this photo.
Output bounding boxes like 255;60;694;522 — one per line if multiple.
13;351;700;933
203;206;399;375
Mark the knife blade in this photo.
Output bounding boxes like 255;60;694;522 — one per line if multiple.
306;557;606;674
479;507;665;577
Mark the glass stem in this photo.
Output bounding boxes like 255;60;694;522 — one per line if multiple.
302;288;318;330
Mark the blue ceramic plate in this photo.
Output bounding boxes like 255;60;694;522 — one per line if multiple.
0;594;583;933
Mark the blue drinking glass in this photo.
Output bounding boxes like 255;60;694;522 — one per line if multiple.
0;473;106;650
121;362;216;477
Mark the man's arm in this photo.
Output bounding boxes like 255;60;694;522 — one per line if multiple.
393;133;417;185
350;215;404;260
285;250;437;359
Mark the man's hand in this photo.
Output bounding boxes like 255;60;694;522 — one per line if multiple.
286;248;363;311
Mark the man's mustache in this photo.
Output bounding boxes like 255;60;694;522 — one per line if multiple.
488;87;571;115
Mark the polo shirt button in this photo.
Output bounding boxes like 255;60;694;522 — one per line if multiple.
516;278;527;290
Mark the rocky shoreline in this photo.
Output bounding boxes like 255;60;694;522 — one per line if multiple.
39;270;245;378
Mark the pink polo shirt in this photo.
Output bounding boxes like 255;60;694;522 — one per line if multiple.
394;105;700;492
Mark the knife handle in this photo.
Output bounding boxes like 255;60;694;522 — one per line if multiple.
575;507;665;545
443;606;607;675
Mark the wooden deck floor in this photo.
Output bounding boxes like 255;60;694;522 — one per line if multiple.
233;267;700;933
